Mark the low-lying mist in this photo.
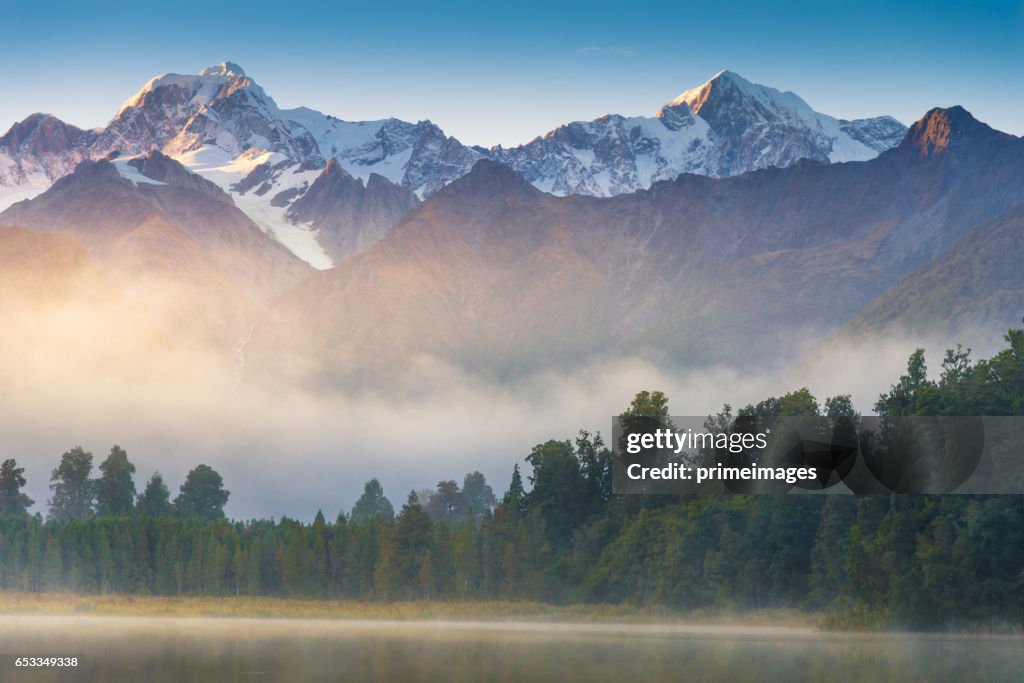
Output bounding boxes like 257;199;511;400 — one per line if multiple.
1;281;987;520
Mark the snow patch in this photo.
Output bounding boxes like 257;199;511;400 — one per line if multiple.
175;145;333;269
176;146;286;186
110;156;167;186
0;171;50;212
233;193;334;270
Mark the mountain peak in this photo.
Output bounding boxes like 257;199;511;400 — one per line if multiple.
664;69;827;150
710;69;746;84
438;159;538;199
321;158;353;180
467;158;531;183
115;62;254;118
899;106;1004;157
199;61;246;78
1;113;86;155
667;69;757;112
2;112;82;146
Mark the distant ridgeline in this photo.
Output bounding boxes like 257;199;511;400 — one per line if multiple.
0;326;1023;629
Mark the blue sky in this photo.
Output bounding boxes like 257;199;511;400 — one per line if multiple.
1;0;1021;146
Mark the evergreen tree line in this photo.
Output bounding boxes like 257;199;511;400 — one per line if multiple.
1;446;230;522
0;327;1022;628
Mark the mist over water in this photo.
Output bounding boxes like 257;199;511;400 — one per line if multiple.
1;616;1021;683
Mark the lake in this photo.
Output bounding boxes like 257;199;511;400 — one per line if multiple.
0;616;1021;682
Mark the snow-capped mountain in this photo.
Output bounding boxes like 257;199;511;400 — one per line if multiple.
97;62;322;162
489;70;906;196
89;63;482;265
0;63;483;266
0;113;93;204
0;64;905;267
487;105;718;196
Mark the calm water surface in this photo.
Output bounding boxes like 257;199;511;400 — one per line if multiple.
0;616;1021;682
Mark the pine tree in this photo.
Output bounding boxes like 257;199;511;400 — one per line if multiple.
137;472;173;517
418;548;433;599
246;538;263;596
48;447;95;521
0;459;34;516
502;464;526;515
425;480;465;523
174;465;229;521
96;446;136;516
96;529;113;594
379;492;433;599
351;479;394;523
805;496;856;608
524;440;589;545
462;472;496;521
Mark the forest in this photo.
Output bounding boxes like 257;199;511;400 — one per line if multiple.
0;327;1022;629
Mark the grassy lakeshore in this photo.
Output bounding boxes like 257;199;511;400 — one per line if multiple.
0;592;818;626
0;594;1020;634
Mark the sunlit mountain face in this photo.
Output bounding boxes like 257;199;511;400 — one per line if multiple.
1;64;904;268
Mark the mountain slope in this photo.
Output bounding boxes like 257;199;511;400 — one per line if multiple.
285;160;420;262
252;161;625;384
0;226;110;305
0;152;311;347
247;107;1023;388
0;226;172;393
840;202;1024;345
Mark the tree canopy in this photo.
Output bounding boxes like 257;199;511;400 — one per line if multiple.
137;471;173;517
174;464;229;521
0;459;34;516
96;445;136;516
351;478;394;523
48;446;95;521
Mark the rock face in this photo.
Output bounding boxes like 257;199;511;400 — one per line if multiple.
94;63;322;162
840;108;1024;345
1;113;88;157
1;65;904;267
285;160;420;262
247;107;1024;388
489;70;906;196
0;114;93;187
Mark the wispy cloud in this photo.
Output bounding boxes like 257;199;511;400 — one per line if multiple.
576;46;634;57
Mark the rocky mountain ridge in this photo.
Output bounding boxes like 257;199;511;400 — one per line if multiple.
1;64;904;266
